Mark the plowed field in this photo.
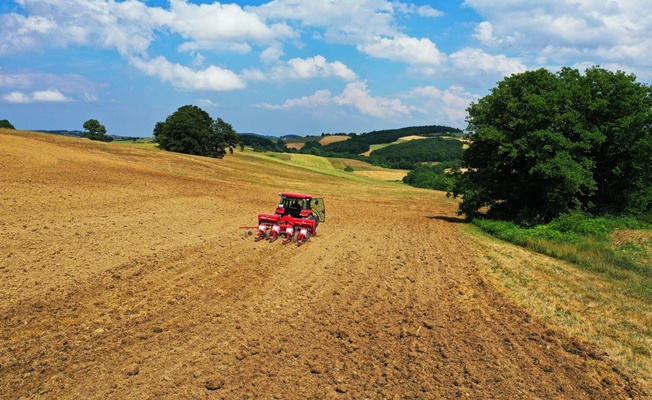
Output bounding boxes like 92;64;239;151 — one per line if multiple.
0;130;645;399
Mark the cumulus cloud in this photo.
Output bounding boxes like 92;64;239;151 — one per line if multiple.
333;81;410;119
33;89;72;102
473;21;516;47
3;91;31;103
408;84;480;128
450;48;526;77
260;46;285;64
253;0;400;44
258;81;410;120
0;0;158;56
358;36;446;65
466;0;652;68
3;89;72;103
417;5;444;17
391;2;444;17
129;56;246;92
168;0;293;52
258;89;332;110
286;56;357;80
243;55;357;82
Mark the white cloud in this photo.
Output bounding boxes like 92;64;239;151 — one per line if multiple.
0;70;101;102
2;88;72;103
253;0;399;44
465;0;652;72
408;84;480;128
129;56;246;92
258;81;410;120
168;0;293;52
0;71;32;88
3;91;31;103
333;81;410;119
358;36;446;65
243;55;357;82
391;2;444;17
473;21;516;47
0;0;158;56
450;48;526;77
260;46;284;64
258;89;332;110
287;56;357;80
417;5;444;18
32;89;72;102
0;0;291;57
198;99;221;108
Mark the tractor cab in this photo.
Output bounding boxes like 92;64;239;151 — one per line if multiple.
275;192;326;222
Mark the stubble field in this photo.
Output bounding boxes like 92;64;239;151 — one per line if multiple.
0;130;646;398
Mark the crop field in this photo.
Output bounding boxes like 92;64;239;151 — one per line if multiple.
1;129;648;399
319;135;350;146
283;134;350;150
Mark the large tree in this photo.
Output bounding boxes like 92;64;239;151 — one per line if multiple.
154;105;239;158
450;67;652;222
0;119;15;129
82;119;109;141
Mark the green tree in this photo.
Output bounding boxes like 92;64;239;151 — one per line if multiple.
204;118;239;158
450;67;652;222
583;68;652;215
0;119;15;129
82;119;108;141
154;105;239;158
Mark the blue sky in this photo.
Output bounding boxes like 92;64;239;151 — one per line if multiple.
1;0;651;137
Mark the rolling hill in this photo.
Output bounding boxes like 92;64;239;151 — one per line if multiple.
0;129;647;398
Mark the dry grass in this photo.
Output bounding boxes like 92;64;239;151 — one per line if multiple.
352;170;408;181
612;230;652;267
466;226;652;393
396;135;428;143
286;142;304;150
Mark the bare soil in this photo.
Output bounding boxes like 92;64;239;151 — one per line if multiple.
0;130;645;399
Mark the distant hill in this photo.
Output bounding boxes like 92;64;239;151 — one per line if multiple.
321;125;463;156
33;130;143;142
35;130;83;137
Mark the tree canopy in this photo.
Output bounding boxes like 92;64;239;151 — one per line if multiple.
82;119;110;141
450;66;652;222
0;119;15;129
153;105;239;158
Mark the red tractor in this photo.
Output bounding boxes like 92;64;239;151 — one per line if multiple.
252;192;325;246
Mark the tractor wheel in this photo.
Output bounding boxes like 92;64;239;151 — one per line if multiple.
308;215;319;235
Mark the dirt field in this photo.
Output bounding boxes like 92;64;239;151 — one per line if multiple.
0;130;645;399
